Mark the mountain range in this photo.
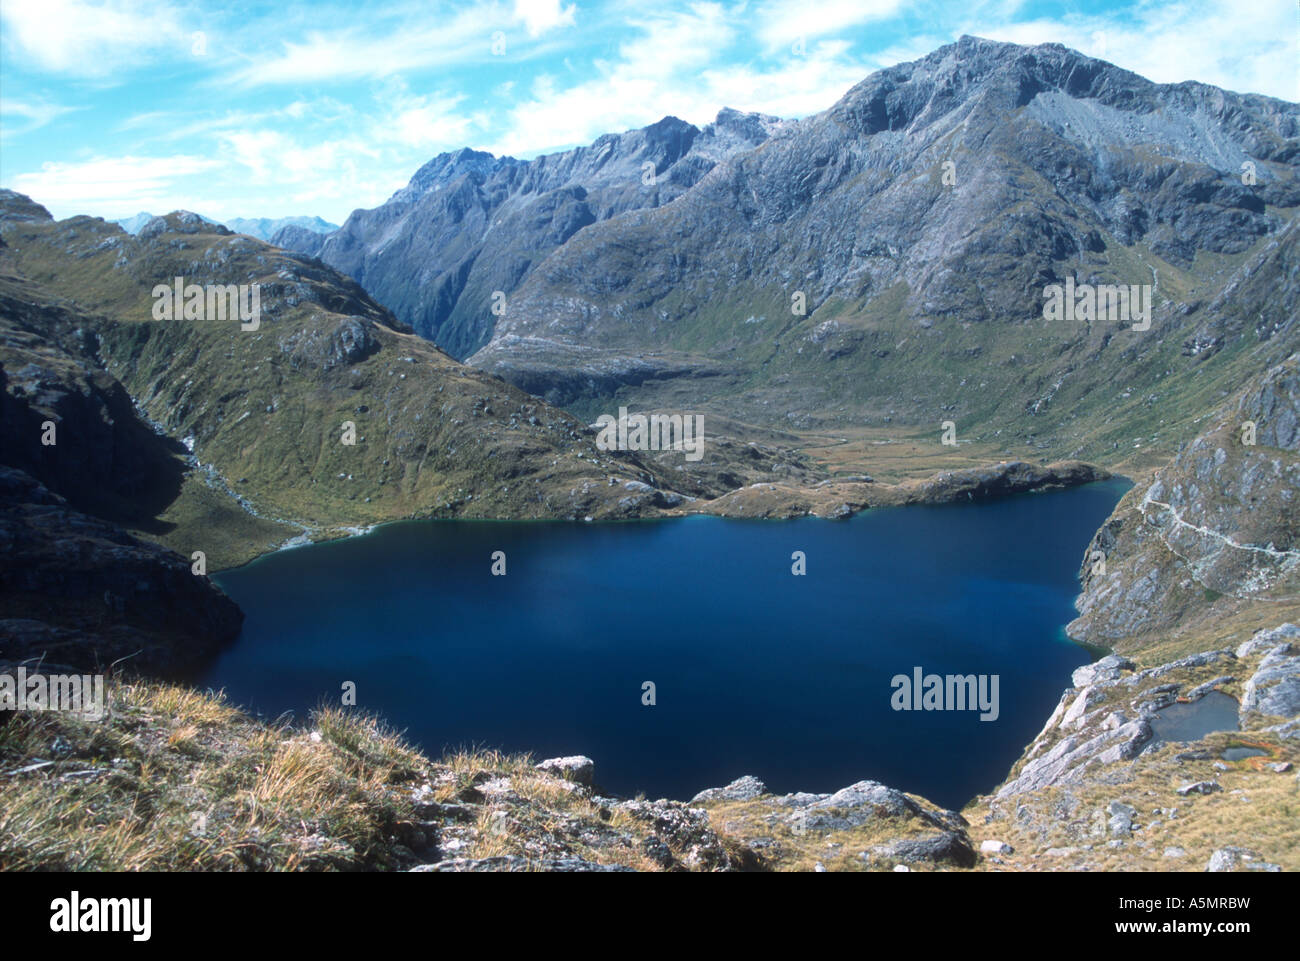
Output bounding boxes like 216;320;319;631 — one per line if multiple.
2;36;1298;872
278;36;1299;468
116;212;337;242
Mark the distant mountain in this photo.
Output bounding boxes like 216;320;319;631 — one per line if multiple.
114;211;157;234
281;36;1299;468
115;212;336;241
226;215;338;241
275;109;788;358
268;222;329;256
115;210;219;233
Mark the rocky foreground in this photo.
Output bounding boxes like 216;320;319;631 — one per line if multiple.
2;619;1294;872
404;621;1300;873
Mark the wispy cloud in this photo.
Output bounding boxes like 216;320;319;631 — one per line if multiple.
0;0;189;76
490;2;739;155
486;3;890;156
10;154;221;213
753;0;906;52
222;1;578;87
0;98;79;140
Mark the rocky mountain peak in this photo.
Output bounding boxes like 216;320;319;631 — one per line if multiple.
391;147;506;204
0;190;53;227
139;210;232;240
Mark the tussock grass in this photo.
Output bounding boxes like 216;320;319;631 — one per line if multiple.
967;729;1300;872
0;682;424;871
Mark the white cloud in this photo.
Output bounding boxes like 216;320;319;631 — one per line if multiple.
9;154;221;215
222;1;563;87
19;86;484;221
514;0;577;37
754;0;905;52
966;1;1298;100
387;92;476;148
490;2;740;154
0;0;187;76
0;98;79;139
488;5;883;156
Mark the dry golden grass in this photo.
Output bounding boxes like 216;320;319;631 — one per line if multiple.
4;673;1293;873
966;729;1300;873
0;683;424;871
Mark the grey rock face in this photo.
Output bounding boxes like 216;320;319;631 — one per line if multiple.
1073;654;1135;688
139;211;228;240
270;38;1300;438
1070;357;1300;647
787;780;966;834
277;316;379;371
269;223;328;257
1238;363;1300;451
610;798;736;870
1240;644;1300;722
467;37;1299;416
996;715;1153;797
1237;623;1300;658
0;189;53;226
991;640;1292;798
282;111;783;359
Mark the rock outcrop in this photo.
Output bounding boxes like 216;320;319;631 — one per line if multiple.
1069;355;1300;653
0;466;242;674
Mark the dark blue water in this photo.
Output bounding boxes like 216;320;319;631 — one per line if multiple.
203;479;1128;808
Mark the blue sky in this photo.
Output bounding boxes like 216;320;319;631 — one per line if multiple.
1;0;1295;225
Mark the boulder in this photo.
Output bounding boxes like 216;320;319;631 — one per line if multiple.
535;755;595;787
691;775;768;803
1072;655;1135;688
1108;801;1137;836
869;832;976;868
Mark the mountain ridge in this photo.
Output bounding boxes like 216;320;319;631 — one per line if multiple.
274;37;1298;478
115;212;338;242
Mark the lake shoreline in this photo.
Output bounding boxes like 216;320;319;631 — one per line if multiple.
206;478;1129;808
215;457;1117;574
